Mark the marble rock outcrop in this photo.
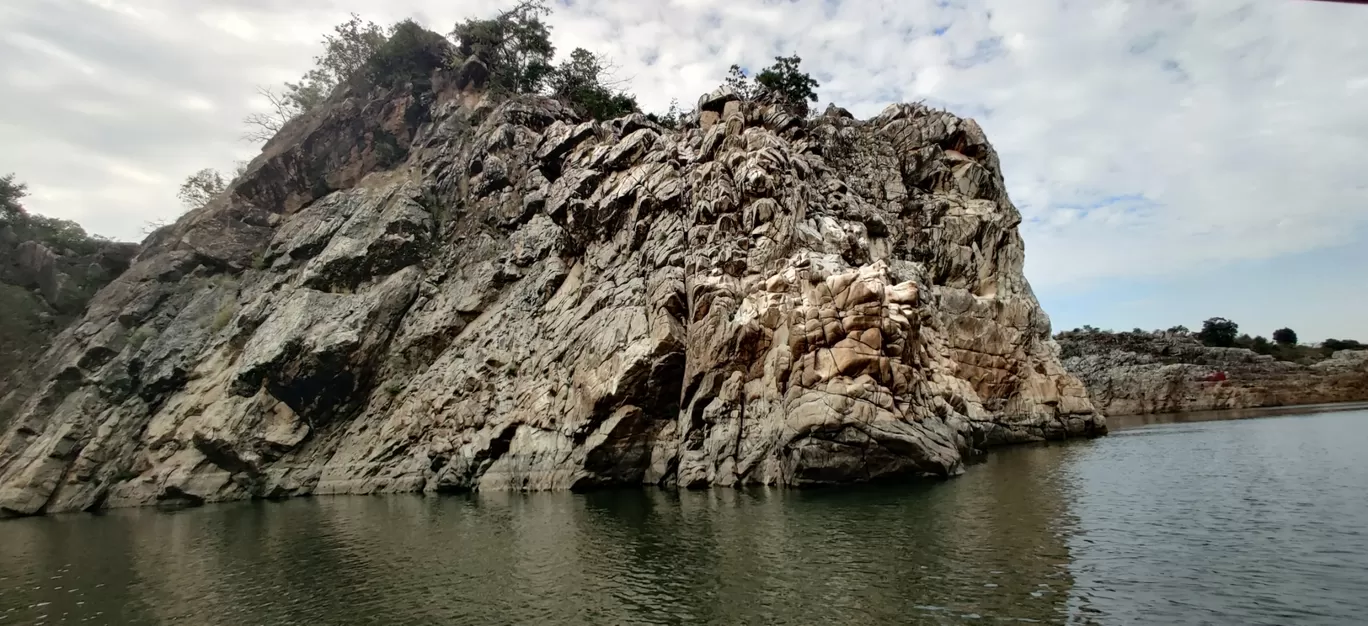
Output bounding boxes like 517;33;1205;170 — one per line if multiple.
0;77;1103;516
1059;330;1368;416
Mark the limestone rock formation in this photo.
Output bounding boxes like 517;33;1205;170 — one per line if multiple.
1059;330;1368;416
0;74;1102;516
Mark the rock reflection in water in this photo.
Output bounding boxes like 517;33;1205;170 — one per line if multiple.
0;444;1079;625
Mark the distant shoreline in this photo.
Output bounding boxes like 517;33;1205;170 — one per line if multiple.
1107;400;1368;430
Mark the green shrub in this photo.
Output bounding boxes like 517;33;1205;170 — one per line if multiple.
1197;317;1238;348
1323;338;1366;353
243;3;649;139
451;0;554;94
646;99;685;129
1;173;108;255
547;48;639;121
721;55;821;117
178;168;227;209
364;20;453;90
210;301;236;332
128;326;157;351
754;55;820;116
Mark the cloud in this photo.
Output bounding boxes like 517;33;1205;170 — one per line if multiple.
1;0;1366;338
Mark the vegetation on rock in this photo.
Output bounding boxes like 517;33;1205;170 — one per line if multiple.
177;168;228;210
0;173;137;412
546;48;639;121
243;15;389;142
1057;325;1368;416
1;174;110;256
1059;322;1364;364
755;55;822;116
1324;338;1366;352
645;98;685;129
364;20;454;90
1197;317;1239;348
450;0;555;95
721;55;822;116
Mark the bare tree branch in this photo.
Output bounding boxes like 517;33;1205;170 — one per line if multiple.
242;86;298;143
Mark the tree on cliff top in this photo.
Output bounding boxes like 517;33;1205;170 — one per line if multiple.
177;169;228;210
755;54;821;116
1;174;26;224
721;55;821;117
645;98;685;129
288;14;389;110
723;65;757;100
242;2;638;143
0;173;105;254
451;3;635;120
362;20;453;90
1273;327;1298;345
546;48;638;121
243;14;388;141
451;0;555;95
1197;317;1239;348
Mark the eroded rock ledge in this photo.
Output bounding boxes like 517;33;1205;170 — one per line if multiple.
0;78;1102;516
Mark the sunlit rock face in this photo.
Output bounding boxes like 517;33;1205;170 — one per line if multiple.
0;77;1102;516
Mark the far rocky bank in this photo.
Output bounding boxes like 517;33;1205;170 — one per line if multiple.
1057;329;1368;416
1;184;138;430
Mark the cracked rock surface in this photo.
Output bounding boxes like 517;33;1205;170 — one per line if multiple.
0;80;1102;516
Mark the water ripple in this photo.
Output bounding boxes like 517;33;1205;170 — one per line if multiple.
1;409;1365;625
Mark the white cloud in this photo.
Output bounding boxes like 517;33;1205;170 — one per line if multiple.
1;0;1366;338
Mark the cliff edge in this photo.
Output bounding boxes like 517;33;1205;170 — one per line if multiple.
1059;330;1368;416
0;69;1102;516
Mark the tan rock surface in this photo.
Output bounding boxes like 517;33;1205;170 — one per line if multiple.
0;73;1102;516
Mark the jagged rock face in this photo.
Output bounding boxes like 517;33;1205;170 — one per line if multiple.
1060;331;1368;416
0;80;1102;516
0;229;137;426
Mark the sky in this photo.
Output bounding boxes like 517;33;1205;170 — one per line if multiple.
1;0;1366;342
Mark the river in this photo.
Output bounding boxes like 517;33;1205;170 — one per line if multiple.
2;406;1366;625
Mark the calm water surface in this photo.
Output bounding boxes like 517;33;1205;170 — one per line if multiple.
3;408;1366;625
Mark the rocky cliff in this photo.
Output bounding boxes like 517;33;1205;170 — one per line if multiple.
0;71;1103;516
0;225;137;428
1059;330;1368;416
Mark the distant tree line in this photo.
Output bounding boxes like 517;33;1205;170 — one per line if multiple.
0;174;107;255
1060;317;1364;364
